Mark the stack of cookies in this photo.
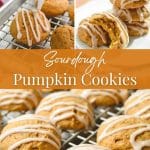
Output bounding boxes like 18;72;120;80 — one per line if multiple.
112;0;150;37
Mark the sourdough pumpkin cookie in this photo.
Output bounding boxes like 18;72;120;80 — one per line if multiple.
88;12;129;48
126;21;149;36
10;9;50;47
0;89;42;111
78;18;110;48
35;0;69;17
51;25;74;49
124;90;150;120
68;144;109;150
97;115;150;150
71;89;129;107
114;6;150;23
113;0;149;9
0;114;61;150
36;91;94;130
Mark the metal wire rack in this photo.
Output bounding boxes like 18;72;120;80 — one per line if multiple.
0;101;123;150
0;0;73;49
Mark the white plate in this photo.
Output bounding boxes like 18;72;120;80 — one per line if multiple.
75;0;150;49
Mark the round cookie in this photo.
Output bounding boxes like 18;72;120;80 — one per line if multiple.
124;90;150;119
0;114;61;150
113;0;149;9
114;6;150;23
36;91;94;130
10;9;50;47
35;0;69;17
68;144;109;150
89;12;129;48
0;89;42;111
97;115;150;150
71;89;129;107
68;4;74;22
78;18;110;48
126;21;149;36
51;25;74;49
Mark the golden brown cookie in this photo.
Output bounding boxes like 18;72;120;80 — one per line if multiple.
126;21;149;36
0;114;61;150
68;144;110;150
10;9;50;47
0;89;42;111
88;12;129;48
113;0;149;9
124;90;150;120
97;115;150;150
35;0;69;17
71;89;129;107
36;91;94;130
68;4;74;22
78;18;110;48
114;6;150;23
51;25;74;49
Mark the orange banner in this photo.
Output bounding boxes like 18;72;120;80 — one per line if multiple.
0;49;150;89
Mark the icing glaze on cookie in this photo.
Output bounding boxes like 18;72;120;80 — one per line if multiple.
79;19;107;48
114;0;148;9
130;126;150;150
125;90;150;118
80;89;128;105
0;114;61;150
15;9;50;46
97;115;149;150
0;89;42;110
36;91;94;129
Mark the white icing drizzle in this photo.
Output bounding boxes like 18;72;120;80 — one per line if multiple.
130;126;150;150
114;7;146;23
15;9;50;46
0;114;61;150
79;21;107;48
137;8;144;22
97;115;149;150
125;90;150;117
36;91;94;129
80;89;127;105
37;0;44;10
127;23;148;36
102;12;129;48
0;89;41;110
8;114;49;123
115;8;133;23
68;144;110;150
113;0;148;9
79;24;98;48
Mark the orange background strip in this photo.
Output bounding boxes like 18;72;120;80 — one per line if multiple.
0;49;150;89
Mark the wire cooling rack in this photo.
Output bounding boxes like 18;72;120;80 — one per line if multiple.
0;103;123;150
0;0;73;49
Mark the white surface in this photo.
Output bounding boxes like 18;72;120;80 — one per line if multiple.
75;0;150;49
